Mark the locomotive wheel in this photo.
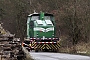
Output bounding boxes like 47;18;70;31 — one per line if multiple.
35;50;38;52
35;49;39;52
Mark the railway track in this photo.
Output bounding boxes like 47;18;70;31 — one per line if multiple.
30;52;90;60
22;45;90;60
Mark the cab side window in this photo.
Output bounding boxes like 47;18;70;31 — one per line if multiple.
30;21;34;28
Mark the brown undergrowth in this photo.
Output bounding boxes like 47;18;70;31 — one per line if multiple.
58;36;90;56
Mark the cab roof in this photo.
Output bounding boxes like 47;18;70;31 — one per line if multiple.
28;13;53;17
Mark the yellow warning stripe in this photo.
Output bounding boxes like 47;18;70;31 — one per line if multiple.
51;44;57;50
31;43;36;48
43;46;45;49
54;44;59;49
41;44;45;49
38;44;43;49
57;43;61;48
36;44;41;48
33;44;37;49
49;44;54;49
30;41;61;51
46;44;51;49
45;45;49;49
31;43;35;47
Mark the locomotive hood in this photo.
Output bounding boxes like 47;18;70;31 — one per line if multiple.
27;12;55;38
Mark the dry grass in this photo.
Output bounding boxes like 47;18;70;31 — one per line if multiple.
22;47;34;60
76;42;87;52
25;52;34;60
58;41;90;56
75;42;90;55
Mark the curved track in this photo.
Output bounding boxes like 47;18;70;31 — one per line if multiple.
30;52;90;60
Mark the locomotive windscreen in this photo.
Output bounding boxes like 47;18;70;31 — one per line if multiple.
31;16;39;20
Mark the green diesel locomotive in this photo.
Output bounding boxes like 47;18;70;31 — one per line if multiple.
23;12;60;52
